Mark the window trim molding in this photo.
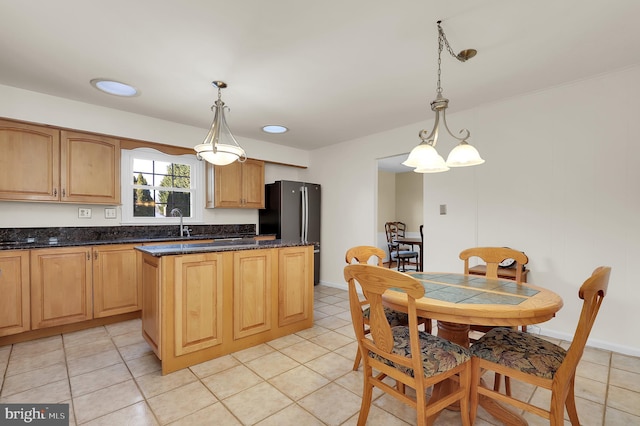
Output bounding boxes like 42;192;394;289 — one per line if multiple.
120;147;204;225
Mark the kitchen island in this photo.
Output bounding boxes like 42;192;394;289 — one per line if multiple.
136;239;314;374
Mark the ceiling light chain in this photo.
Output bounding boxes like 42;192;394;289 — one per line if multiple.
402;20;484;173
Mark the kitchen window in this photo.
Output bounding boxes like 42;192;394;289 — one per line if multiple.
121;148;203;224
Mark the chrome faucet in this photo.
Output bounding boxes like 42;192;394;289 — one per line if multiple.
170;208;190;237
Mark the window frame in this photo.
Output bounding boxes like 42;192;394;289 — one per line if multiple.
120;147;204;225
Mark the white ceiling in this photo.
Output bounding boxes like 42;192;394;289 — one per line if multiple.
1;1;639;153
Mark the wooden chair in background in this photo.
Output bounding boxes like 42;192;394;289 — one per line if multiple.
385;221;419;272
459;246;529;395
345;246;431;371
470;266;611;425
344;263;471;426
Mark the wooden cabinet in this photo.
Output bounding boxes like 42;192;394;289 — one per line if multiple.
278;246;312;327
93;244;140;318
0;119;120;204
206;158;265;208
140;252;161;357
174;253;224;356
60;130;120;204
0;251;30;337
30;247;93;329
233;249;274;339
139;245;313;374
0;119;60;202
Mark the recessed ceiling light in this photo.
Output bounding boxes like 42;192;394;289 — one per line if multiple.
90;79;139;97
262;125;288;134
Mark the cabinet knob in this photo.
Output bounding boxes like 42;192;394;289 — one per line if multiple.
53;188;57;196
62;189;66;197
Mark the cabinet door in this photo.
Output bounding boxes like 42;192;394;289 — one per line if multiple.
0;119;60;201
212;161;243;207
93;244;140;318
278;246;312;326
241;159;265;208
233;249;274;339
208;159;265;208
140;252;161;358
174;253;224;356
30;247;93;329
60;130;120;204
0;251;30;337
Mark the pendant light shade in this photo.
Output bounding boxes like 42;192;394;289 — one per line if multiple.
402;143;450;173
446;142;484;167
194;81;246;166
404;21;484;173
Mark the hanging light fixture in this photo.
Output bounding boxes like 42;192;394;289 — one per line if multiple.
403;21;484;173
194;81;247;166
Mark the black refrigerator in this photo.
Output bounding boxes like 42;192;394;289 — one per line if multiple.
259;180;321;284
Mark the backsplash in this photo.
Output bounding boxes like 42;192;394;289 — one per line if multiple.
0;224;256;244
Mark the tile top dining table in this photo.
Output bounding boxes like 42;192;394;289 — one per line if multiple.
382;272;564;426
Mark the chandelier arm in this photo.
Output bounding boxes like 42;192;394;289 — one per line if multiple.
440;109;471;143
418;109;441;145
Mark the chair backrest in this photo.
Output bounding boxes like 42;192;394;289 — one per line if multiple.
345;246;384;266
344;264;424;356
555;266;611;385
459;247;529;283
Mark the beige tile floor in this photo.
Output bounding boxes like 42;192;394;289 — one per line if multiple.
1;284;639;425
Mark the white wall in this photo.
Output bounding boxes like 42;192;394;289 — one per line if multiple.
0;84;308;228
308;66;640;357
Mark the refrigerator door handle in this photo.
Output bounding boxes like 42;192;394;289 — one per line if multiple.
303;186;309;242
300;186;306;242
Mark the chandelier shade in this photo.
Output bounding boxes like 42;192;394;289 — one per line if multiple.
404;21;484;173
194;81;246;166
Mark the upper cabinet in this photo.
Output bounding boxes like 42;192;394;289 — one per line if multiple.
0;119;120;205
60;130;120;204
206;158;265;209
0;119;60;202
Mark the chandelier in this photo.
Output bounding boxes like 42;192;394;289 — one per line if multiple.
403;21;484;173
194;81;247;166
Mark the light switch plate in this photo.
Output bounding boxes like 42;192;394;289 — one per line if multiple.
78;208;92;218
439;204;447;215
104;208;117;219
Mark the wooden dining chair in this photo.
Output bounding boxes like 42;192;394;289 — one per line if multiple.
459;246;529;395
385;221;419;272
344;263;471;426
469;266;611;426
345;246;431;371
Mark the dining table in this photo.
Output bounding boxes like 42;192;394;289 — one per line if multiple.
393;236;423;271
382;271;564;426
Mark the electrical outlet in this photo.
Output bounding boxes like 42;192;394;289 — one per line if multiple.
104;208;117;219
78;208;92;218
439;204;447;215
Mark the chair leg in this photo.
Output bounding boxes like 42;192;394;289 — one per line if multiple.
352;348;362;371
357;369;374;426
565;376;580;425
469;357;481;424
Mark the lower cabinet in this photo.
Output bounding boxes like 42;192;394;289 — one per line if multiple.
233;249;274;340
30;247;93;329
140;245;313;374
0;243;142;335
174;253;224;356
93;244;141;318
0;250;30;337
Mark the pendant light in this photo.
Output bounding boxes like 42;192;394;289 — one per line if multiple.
403;21;484;173
194;81;247;166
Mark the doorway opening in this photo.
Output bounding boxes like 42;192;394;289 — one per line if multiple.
376;154;424;268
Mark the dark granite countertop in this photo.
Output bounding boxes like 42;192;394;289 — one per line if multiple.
0;225;257;251
135;239;313;257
